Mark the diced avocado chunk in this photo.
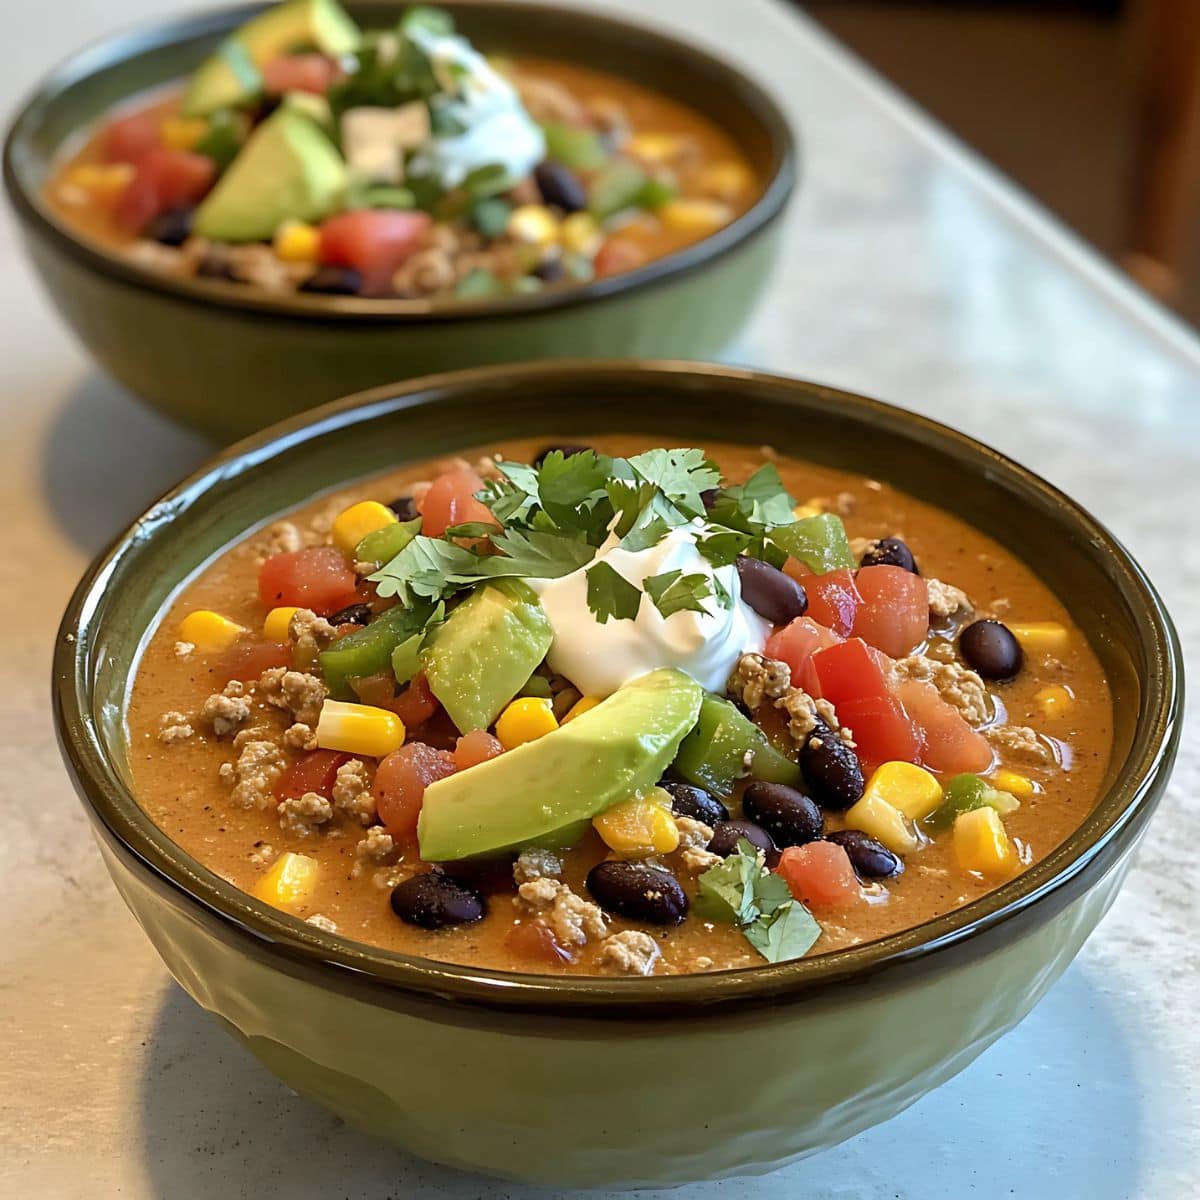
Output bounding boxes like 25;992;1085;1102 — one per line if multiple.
418;668;703;861
193;108;346;241
422;580;553;734
673;694;802;798
182;0;361;117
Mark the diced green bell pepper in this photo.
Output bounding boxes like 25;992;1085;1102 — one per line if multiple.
925;773;1021;831
194;110;249;171
588;161;649;220
770;512;856;574
541;121;608;171
356;517;420;567
635;175;678;210
518;674;554;699
319;603;431;699
422;580;554;733
673;695;802;798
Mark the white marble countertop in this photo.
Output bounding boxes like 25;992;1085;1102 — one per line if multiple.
2;1;1197;1196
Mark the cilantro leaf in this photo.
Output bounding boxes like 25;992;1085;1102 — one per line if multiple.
695;528;753;567
743;901;821;964
694;844;763;924
585;560;641;623
644;569;713;619
479;461;539;525
537;449;613;519
618;510;671;553
441;521;500;540
626;448;721;519
482;527;594;579
708;463;796;532
369;535;479;602
769;512;856;574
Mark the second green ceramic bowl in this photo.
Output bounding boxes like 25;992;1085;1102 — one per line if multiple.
5;2;794;440
54;362;1181;1187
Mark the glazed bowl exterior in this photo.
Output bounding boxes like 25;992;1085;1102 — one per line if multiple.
54;363;1182;1187
4;3;795;441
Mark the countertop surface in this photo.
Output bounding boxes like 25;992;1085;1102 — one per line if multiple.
2;1;1196;1196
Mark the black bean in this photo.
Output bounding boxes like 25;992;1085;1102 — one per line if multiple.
329;603;372;626
800;720;865;811
534;161;587;212
533;256;565;283
145;206;194;247
741;781;823;847
824;830;903;879
195;253;236;281
533;443;593;467
860;536;919;574
708;819;779;866
658;779;729;826
959;619;1023;681
387;496;419;521
300;265;363;295
586;861;688;925
390;873;486;928
735;555;808;624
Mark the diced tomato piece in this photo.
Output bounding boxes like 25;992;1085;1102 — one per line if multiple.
349;671;396;708
102;110;161;164
213;640;292;684
273;749;351;802
113;147;215;233
417;467;498;539
505;921;574;964
805;569;861;639
389;672;440;729
765;616;843;695
811;638;890;708
261;53;340;95
373;742;457;837
777;842;862;909
452;729;504;770
258;546;360;616
853;565;929;659
782;557;814;583
318;209;432;295
894;679;994;775
594;238;646;278
838;695;924;770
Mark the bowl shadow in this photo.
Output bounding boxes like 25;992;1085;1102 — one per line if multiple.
39;373;213;557
137;962;1145;1199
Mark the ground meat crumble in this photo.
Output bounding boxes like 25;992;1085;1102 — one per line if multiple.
987;724;1057;764
288;608;338;661
727;652;847;748
157;711;194;744
283;722;317;750
332;759;376;825
890;655;991;727
219;738;286;809
199;680;252;738
277;790;333;837
927;578;974;622
513;847;564;884
598;930;661;976
517;877;607;947
676;816;721;874
259;667;327;728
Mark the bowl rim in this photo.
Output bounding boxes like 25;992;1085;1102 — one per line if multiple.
53;360;1184;1019
3;0;797;325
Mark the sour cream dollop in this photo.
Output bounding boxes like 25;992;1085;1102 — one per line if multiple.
528;524;771;697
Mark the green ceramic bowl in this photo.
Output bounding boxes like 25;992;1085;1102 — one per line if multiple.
4;2;794;441
54;363;1182;1187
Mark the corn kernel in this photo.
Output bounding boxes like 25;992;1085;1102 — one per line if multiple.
559;211;603;257
659;198;734;236
160;115;209;151
254;851;319;908
953;807;1017;877
263;606;301;643
562;695;603;723
627;132;685;163
316;699;405;758
863;760;944;821
62;162;135;202
331;500;397;558
990;769;1035;799
593;789;680;857
843;793;924;856
1035;685;1074;718
1009;621;1070;656
273;219;322;264
495;697;558;750
178;609;247;653
507;205;559;247
697;159;754;201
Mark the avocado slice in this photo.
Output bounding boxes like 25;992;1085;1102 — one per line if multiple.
418;668;703;861
182;0;361;118
193;107;346;242
422;580;554;734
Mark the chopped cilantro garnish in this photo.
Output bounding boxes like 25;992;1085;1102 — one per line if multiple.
585;560;642;624
744;900;821;963
707;463;796;531
644;569;714;620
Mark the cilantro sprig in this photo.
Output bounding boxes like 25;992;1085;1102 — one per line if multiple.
695;839;821;964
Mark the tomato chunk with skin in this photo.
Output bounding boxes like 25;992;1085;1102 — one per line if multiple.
274;749;351;802
318;210;432;295
853;565;929;659
452;729;504;770
895;679;993;775
805;569;861;639
114;147;216;233
838;695;924;770
373;742;457;838
103;110;161;164
262;53;340;95
765;616;843;696
777;842;862;909
258;546;360;616
811;639;891;708
213;640;292;683
417;467;498;539
505;920;574;964
390;672;440;729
